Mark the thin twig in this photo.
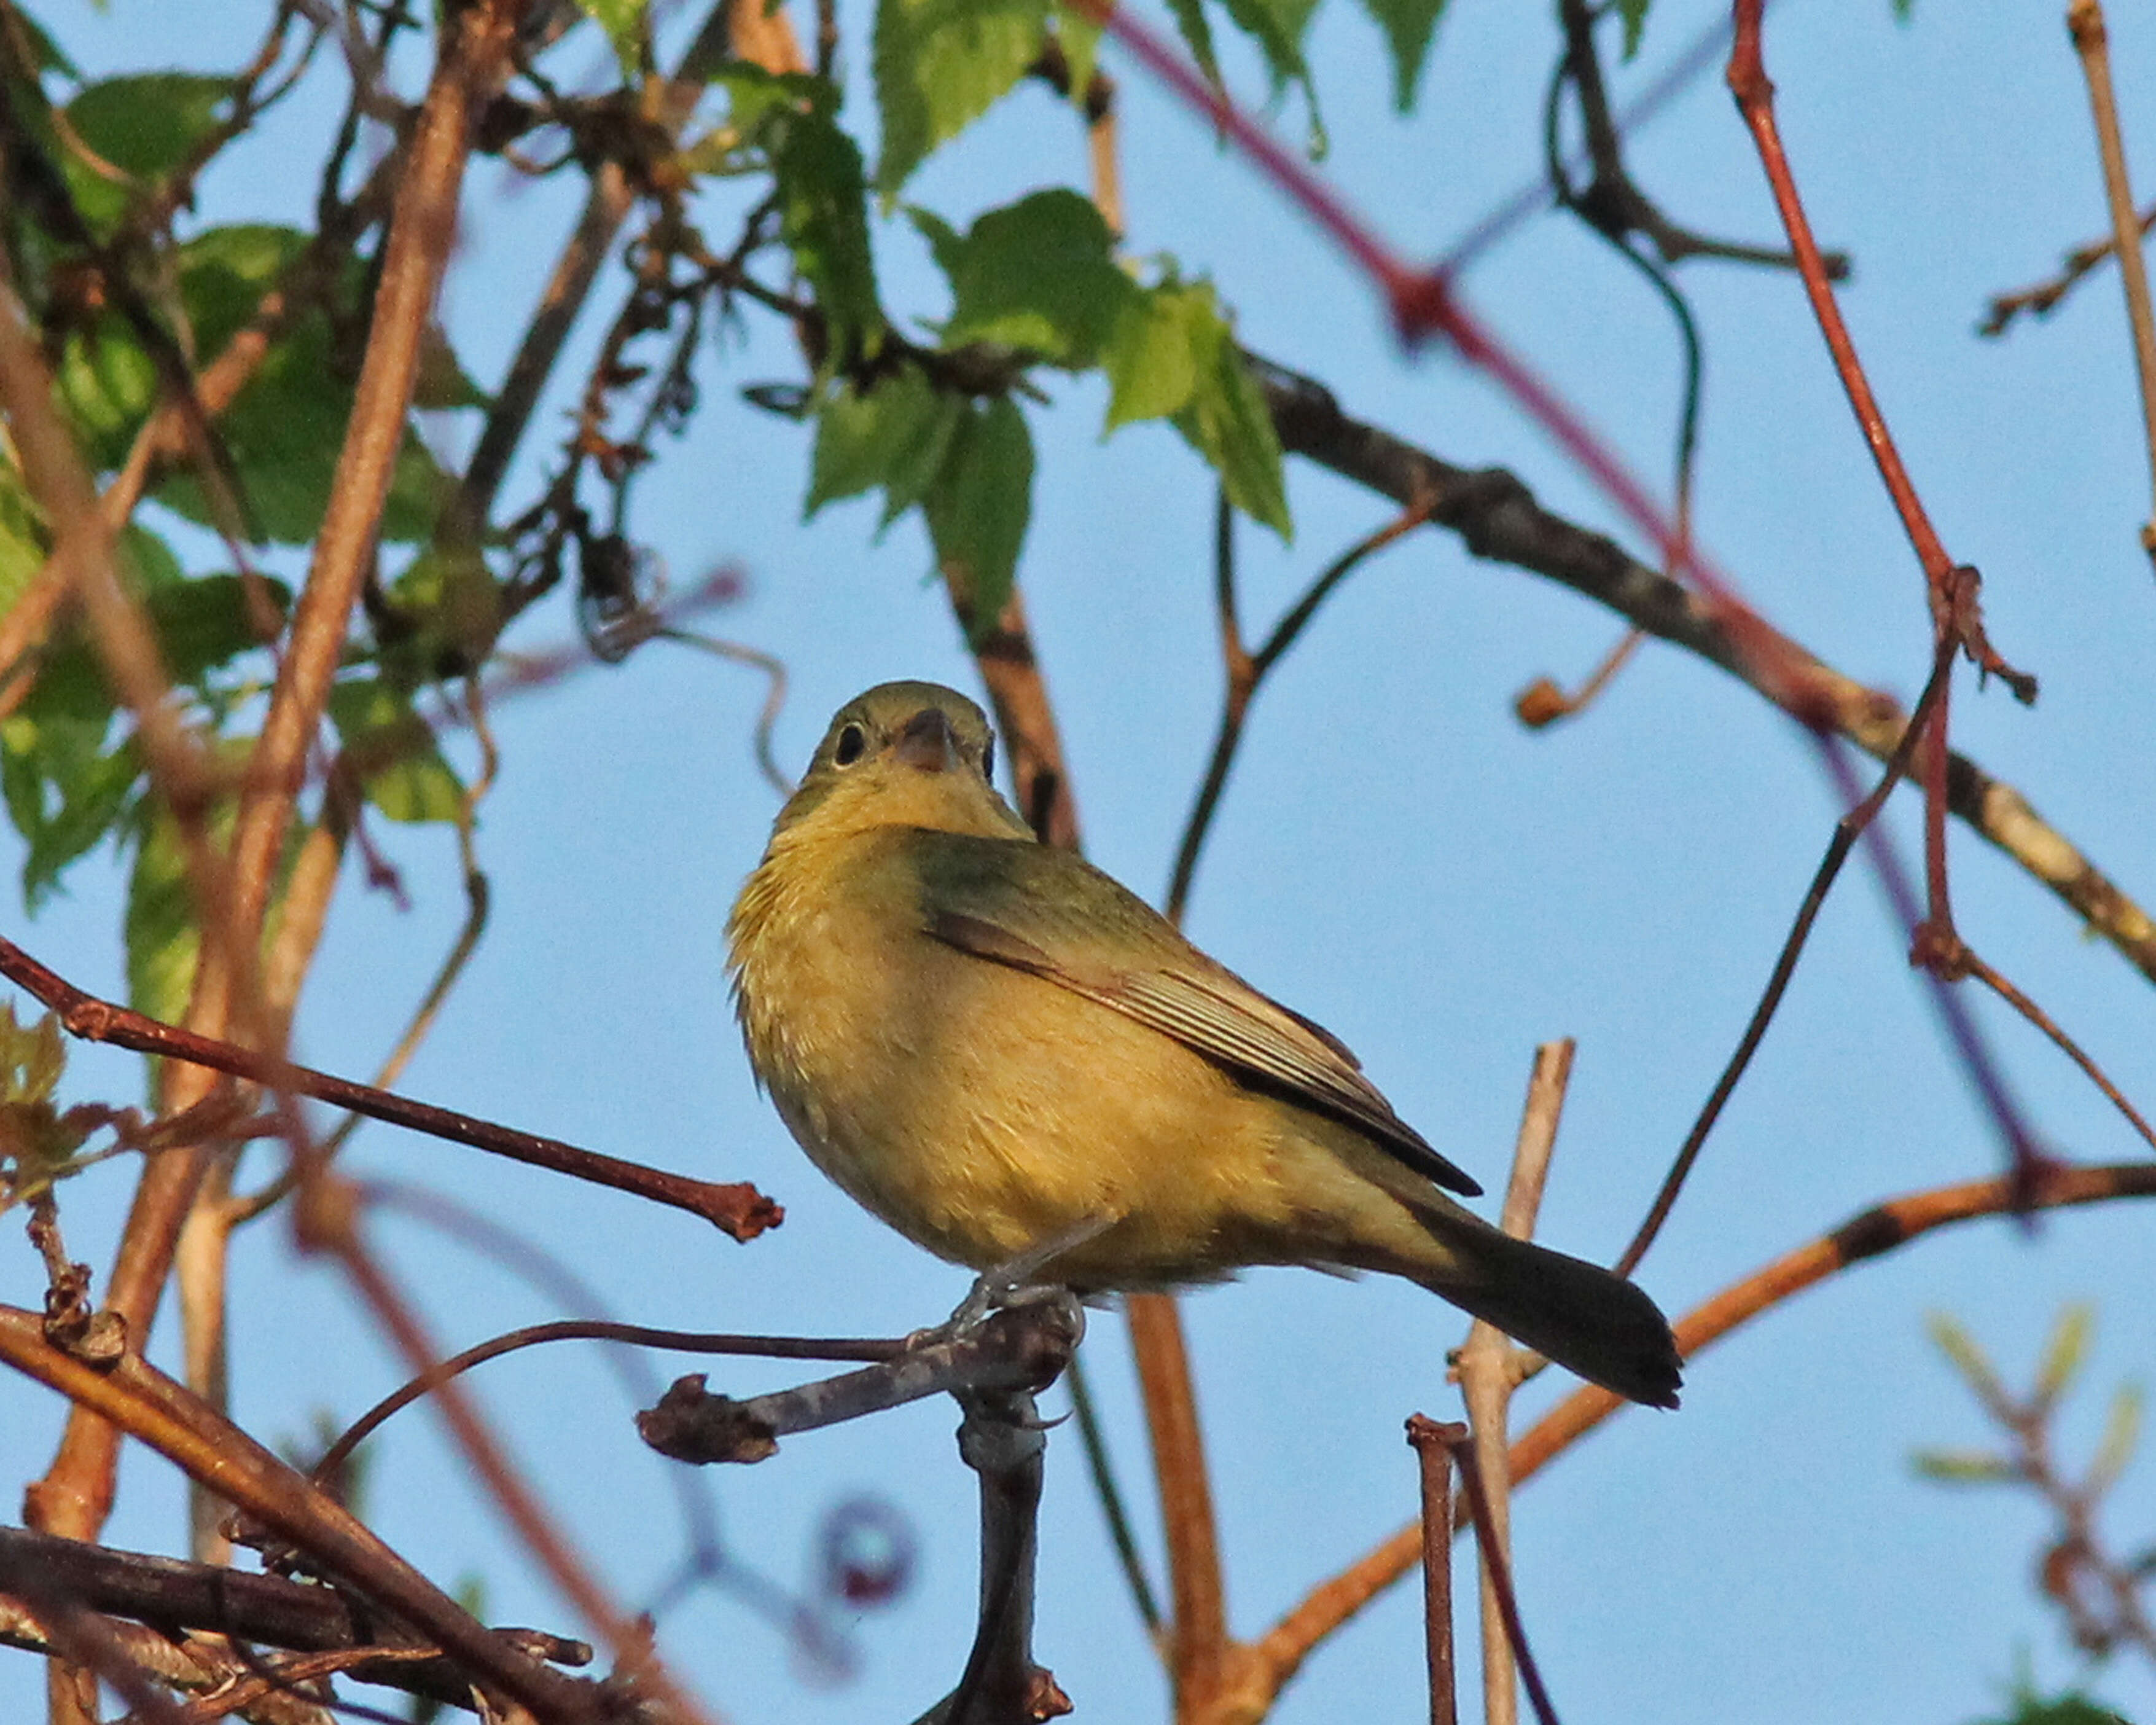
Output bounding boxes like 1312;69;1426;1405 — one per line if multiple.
638;1299;1081;1465
1455;1042;1571;1725
0;1533;199;1725
227;777;490;1227
322;1318;904;1486
1980;199;2156;335
1725;8;1950;584
1615;636;1954;1277
343;1175;740;1595
1065;1351;1165;1640
1550;0;1833;278
1405;1417;1461;1725
658;630;794;796
1960;949;2156;1153
0;932;782;1238
0;1526;577;1717
937;1382;1072;1725
1439;1428;1562;1725
2066;0;2156;562
957;582;1084;851
316;1199;719;1725
1724;10;2043;1164
1166;496;1431;923
1441;4;1766;276
451;0;768;538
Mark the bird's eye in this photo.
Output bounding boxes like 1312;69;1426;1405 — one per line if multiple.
833;723;867;767
981;734;996;781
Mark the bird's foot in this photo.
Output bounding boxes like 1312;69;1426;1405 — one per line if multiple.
908;1219;1113;1349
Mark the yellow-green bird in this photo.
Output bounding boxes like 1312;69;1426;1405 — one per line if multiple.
728;681;1681;1407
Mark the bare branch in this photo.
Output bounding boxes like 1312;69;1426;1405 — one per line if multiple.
638;1299;1081;1465
2065;0;2156;563
0;932;781;1238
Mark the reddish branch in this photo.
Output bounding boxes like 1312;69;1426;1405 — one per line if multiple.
0;1525;589;1716
1723;7;2053;1195
0;1307;609;1721
0;933;779;1238
1405;1418;1460;1725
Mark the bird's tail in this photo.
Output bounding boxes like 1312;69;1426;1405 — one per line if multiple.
1418;1216;1682;1409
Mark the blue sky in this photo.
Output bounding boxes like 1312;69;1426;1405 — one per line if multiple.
7;1;2156;1721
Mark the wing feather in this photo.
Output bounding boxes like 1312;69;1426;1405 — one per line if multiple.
926;906;1482;1197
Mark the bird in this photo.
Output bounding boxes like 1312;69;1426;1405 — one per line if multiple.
726;680;1682;1407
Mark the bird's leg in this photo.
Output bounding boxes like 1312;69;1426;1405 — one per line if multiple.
930;1216;1118;1339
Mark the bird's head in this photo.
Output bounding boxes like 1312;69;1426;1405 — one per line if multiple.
770;681;1034;844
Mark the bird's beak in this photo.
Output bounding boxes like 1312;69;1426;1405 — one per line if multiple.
892;706;956;773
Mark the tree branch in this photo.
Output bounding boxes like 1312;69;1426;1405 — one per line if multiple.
0;1526;592;1716
1248;353;2156;985
0;931;781;1238
0;1306;610;1722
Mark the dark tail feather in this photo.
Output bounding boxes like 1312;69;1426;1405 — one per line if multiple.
1425;1226;1682;1409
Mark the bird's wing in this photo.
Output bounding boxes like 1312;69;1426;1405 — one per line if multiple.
913;835;1482;1198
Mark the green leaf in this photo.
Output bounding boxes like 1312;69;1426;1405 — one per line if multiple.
907;205;964;281
1219;0;1311;87
937;190;1135;366
1616;0;1650;60
873;0;1050;200
61;73;231;233
147;573;290;684
1103;281;1203;429
1908;1447;2018;1486
807;368;964;525
924;396;1033;632
0;1006;90;1198
1970;1683;2130;1725
23;1011;64;1108
1162;0;1222;87
709;62;826;139
1;711;139;904
152;306;455;544
773;103;885;356
53;227;309;475
328;679;465;826
1927;1310;2007;1407
2034;1303;2092;1410
17;564;287;742
120;523;186;591
1357;0;1449;111
179;224;308;357
1171;289;1290;536
1214;0;1326;149
55;315;159;471
378;545;504;684
0;461;52;616
125;799;200;1028
413;323;490;412
2088;1382;2142;1499
574;0;650;74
